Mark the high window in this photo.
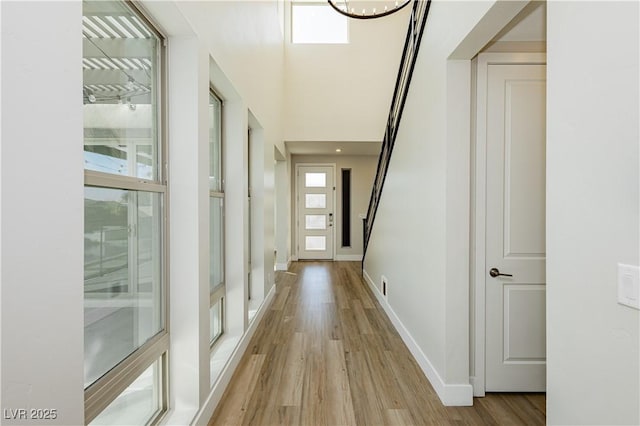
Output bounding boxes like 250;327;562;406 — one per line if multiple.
209;91;225;346
291;2;348;44
82;0;167;423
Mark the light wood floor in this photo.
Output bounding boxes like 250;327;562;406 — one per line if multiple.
208;261;545;425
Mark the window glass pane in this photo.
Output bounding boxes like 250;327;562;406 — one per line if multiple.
210;299;223;344
305;172;326;188
305;215;326;230
305;236;326;251
210;197;224;292
292;4;348;44
84;187;163;388
89;360;161;425
209;93;222;192
305;194;326;208
83;0;161;180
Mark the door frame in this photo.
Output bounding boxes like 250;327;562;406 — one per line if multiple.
294;163;337;260
472;52;547;397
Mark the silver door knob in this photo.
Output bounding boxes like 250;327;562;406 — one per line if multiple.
489;268;513;278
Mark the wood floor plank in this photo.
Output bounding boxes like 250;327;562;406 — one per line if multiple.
209;354;265;426
277;332;306;407
350;298;374;334
385;408;415;426
208;261;546;426
324;339;357;425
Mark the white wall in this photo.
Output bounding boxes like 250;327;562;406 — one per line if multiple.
170;1;285;156
1;1;284;424
140;1;284;423
363;0;529;406
1;2;85;424
166;35;211;415
546;2;640;424
275;151;291;270
291;154;377;260
284;2;409;142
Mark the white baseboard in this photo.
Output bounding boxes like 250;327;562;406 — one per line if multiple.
362;269;473;407
291;255;298;261
190;284;277;425
275;263;288;271
335;254;363;261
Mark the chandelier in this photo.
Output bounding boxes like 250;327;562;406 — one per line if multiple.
327;0;412;19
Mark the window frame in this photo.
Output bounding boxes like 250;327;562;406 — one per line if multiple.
209;87;225;349
82;1;169;423
290;1;349;45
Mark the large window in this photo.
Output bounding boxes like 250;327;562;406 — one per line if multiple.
209;91;225;347
83;0;167;423
291;2;348;44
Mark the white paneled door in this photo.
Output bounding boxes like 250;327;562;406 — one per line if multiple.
297;165;334;260
485;62;547;391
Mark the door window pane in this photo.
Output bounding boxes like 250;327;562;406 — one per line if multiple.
305;193;326;209
83;0;161;180
305;236;326;251
210;197;224;292
305;172;326;188
89;360;161;425
305;215;326;230
84;187;163;388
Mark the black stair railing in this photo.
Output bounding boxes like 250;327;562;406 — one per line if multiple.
363;0;432;258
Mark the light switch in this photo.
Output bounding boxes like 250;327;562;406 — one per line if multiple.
618;263;640;310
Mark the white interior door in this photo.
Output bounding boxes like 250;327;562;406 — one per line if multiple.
485;62;547;391
297;165;334;260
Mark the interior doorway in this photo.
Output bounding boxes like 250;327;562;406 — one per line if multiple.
474;52;547;394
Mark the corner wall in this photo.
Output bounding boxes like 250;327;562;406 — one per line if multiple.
546;2;640;424
1;2;85;424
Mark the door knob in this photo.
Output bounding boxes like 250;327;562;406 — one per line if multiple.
489;268;513;278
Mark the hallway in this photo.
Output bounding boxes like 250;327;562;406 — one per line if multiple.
208;261;545;425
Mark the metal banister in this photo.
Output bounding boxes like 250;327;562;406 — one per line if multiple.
363;0;432;258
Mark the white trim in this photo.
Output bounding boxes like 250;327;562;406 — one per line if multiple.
363;269;473;406
472;52;547;397
291;255;299;262
186;284;276;426
335;254;362;262
294;163;337;260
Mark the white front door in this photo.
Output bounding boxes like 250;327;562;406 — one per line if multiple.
297;165;334;260
485;61;547;391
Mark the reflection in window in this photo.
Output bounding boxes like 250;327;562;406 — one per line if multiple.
209;90;225;349
83;0;166;423
209;93;223;192
210;197;224;292
83;0;160;180
84;187;163;387
89;360;162;425
210;299;223;345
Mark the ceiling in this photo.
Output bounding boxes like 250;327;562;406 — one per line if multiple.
286;141;381;156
